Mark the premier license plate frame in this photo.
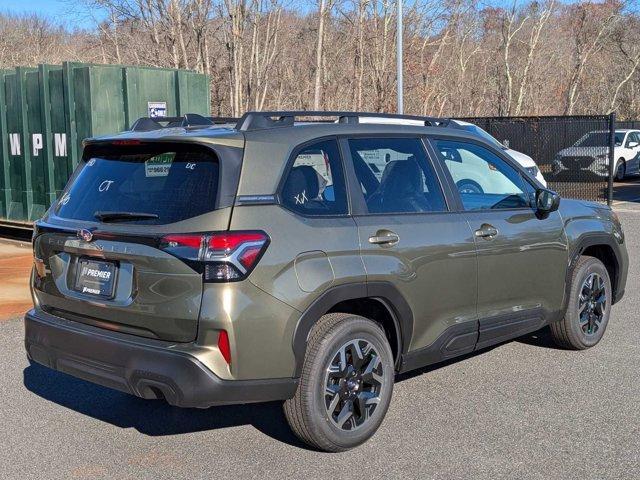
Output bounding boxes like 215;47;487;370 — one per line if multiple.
73;258;118;299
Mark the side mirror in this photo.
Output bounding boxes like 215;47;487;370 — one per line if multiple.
536;188;560;215
628;141;639;148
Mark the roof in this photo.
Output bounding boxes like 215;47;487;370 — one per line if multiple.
232;113;489;196
83;111;501;194
83;111;478;148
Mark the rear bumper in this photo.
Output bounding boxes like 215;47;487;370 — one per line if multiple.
24;309;298;408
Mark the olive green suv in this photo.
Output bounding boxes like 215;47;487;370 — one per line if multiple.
25;111;628;452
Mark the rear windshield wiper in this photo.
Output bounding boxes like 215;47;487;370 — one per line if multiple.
94;211;159;222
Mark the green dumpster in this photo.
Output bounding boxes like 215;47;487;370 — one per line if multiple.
0;62;210;225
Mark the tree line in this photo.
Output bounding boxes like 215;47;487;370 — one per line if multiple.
1;0;639;119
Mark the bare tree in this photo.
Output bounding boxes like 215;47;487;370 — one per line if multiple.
3;0;640;120
313;0;335;109
564;1;619;114
513;0;555;115
607;15;640;113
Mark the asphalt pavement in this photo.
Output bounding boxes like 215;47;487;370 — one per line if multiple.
1;208;639;479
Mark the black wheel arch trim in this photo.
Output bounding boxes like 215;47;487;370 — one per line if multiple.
566;232;625;307
291;281;413;376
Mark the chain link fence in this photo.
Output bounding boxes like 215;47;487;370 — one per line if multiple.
617;120;640;129
460;115;615;204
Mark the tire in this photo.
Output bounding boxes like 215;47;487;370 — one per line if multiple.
456;179;484;194
283;313;394;452
550;256;612;350
614;158;626;182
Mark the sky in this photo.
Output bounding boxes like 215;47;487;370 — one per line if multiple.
2;0;634;31
0;0;107;29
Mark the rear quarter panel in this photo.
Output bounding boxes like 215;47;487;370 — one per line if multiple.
225;204;365;379
230;204;365;312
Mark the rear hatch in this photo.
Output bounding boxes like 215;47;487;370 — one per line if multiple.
32;140;242;342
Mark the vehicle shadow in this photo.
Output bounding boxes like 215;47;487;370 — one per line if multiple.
394;346;498;383
515;326;561;349
24;328;561;445
22;363;312;450
395;327;562;383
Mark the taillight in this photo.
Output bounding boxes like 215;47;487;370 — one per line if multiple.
159;231;269;282
160;234;204;261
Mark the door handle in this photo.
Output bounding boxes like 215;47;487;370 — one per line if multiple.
369;230;400;246
474;224;498;239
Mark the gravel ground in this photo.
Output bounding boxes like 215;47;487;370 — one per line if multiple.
0;207;638;480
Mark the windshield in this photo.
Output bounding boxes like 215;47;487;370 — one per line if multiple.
575;132;623;147
55;144;220;225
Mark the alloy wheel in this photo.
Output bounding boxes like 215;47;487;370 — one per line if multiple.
578;272;607;336
324;339;384;431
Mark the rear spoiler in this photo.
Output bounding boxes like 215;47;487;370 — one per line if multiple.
130;114;239;132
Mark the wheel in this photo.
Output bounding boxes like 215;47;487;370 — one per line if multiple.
456;179;484;194
550;256;612;349
283;313;394;452
614;158;626;182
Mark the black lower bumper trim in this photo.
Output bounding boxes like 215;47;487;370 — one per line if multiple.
24;309;298;408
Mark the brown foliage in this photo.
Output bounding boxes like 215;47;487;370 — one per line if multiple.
1;0;639;119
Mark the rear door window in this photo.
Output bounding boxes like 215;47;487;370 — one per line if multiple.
347;137;447;214
55;144;220;225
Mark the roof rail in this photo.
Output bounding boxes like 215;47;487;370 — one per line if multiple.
130;113;239;132
235;111;450;131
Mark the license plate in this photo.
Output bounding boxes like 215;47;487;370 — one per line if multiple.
74;258;118;298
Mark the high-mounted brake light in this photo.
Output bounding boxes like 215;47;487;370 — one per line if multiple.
159;231;269;282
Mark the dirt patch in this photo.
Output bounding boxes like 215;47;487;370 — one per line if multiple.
0;242;33;321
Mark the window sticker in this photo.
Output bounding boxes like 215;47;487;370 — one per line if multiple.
145;153;175;177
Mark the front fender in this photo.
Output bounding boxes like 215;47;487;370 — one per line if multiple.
560;199;627;305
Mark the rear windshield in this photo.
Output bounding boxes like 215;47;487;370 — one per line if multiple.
55;144;219;225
